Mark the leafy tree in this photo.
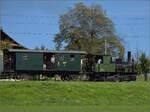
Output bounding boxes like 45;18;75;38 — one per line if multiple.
35;46;39;50
0;40;12;50
54;2;124;56
41;45;45;50
138;53;150;81
35;45;48;50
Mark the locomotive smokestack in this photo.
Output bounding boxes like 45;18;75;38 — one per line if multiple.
128;51;131;63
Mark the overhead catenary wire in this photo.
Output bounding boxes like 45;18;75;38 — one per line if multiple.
0;3;148;40
5;29;145;38
1;15;146;22
1;15;58;18
7;32;56;36
0;0;149;57
1;21;146;26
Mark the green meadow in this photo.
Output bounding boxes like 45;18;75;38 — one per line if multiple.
0;81;150;112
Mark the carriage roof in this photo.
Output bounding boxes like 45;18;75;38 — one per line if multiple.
8;49;87;54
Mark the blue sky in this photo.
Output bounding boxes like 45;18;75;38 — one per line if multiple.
0;0;149;57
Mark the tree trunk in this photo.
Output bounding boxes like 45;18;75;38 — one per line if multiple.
144;73;148;81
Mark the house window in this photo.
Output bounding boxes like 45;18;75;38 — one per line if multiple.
70;55;75;61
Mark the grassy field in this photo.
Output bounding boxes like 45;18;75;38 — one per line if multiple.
136;75;150;82
0;81;150;112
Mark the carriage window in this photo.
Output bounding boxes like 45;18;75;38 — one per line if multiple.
70;55;75;61
60;55;64;61
23;54;28;60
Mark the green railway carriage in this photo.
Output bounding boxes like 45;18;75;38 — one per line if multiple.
3;49;86;73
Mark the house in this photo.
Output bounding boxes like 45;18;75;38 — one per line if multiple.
0;28;27;49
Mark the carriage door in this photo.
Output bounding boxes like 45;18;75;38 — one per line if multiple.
56;53;68;71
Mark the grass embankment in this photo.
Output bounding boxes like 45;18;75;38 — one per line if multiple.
0;81;150;112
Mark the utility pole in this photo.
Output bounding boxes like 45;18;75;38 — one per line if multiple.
105;37;107;55
104;29;108;55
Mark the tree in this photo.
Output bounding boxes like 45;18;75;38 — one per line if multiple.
0;40;12;50
138;53;150;81
35;46;39;50
54;2;124;56
40;45;45;50
34;45;48;50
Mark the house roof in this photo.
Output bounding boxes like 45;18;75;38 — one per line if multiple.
0;29;27;49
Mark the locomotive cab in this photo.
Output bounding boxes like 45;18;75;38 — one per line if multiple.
86;54;115;73
98;55;115;72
